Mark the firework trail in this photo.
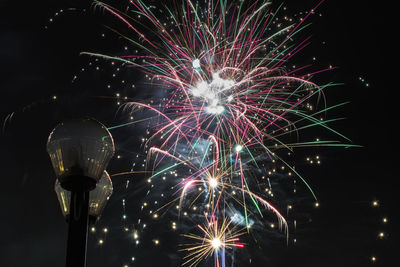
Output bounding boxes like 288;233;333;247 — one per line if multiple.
84;0;357;265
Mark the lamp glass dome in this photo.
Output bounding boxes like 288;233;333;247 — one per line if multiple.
47;118;114;184
55;171;113;219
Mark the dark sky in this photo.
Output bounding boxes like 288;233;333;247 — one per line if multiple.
0;0;397;266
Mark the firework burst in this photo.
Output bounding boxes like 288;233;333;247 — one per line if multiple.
180;216;245;267
84;0;349;156
83;0;357;265
147;135;288;232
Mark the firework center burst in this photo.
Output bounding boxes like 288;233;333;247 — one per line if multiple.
191;72;235;115
211;238;222;250
209;177;218;188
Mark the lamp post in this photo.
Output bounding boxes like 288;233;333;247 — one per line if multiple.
47;118;114;267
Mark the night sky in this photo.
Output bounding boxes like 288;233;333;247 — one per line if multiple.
0;0;396;266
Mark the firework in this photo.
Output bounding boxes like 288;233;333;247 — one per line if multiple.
84;0;350;155
180;216;245;267
83;0;357;265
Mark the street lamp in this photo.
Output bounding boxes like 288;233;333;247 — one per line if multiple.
55;170;113;224
47;118;114;267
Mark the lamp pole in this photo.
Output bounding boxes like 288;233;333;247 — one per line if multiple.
61;174;96;267
47;118;115;267
66;189;90;267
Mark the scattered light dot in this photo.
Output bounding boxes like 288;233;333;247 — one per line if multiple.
133;232;139;239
